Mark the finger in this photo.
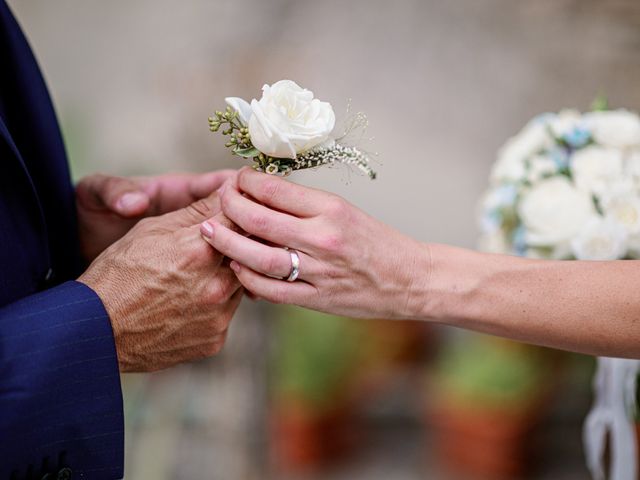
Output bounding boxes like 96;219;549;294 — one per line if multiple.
220;182;305;248
206;265;243;307
200;219;318;280
76;174;150;217
189;170;237;198
180;223;226;269
229;261;317;306
245;291;260;301
168;192;223;228
236;166;327;217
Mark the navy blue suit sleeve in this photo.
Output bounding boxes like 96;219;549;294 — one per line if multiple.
0;281;124;479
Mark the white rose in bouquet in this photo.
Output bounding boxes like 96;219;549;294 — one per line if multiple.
571;145;624;195
548;109;584;138
571;216;628;260
526;154;558;183
602;191;640;235
585;109;640;149
518;177;595;247
490;118;553;184
625;151;640;187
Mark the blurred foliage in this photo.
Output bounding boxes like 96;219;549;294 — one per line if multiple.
433;333;558;412
270;306;367;412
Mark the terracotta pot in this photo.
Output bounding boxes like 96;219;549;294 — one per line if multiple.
367;319;433;366
429;402;543;479
269;400;360;473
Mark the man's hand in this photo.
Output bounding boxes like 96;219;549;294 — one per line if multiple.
76;170;236;262
78;191;242;372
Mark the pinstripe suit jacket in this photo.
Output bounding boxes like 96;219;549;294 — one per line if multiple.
0;2;124;479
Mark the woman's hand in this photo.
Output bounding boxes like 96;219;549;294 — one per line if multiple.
200;167;432;320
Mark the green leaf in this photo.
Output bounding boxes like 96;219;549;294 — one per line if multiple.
234;146;260;158
591;94;609;112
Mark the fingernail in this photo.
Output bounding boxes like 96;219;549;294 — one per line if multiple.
200;221;214;239
117;192;146;212
230;260;240;273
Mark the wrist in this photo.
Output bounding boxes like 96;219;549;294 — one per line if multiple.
77;258;130;368
417;243;487;324
395;240;434;321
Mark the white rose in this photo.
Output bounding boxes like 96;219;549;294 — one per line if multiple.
491;119;553;184
548;109;584;138
226;80;335;159
225;96;252;125
584;109;640;149
601;191;640;235
518;177;595;246
625;151;640;187
526;154;557;184
571;216;628;260
570;145;623;195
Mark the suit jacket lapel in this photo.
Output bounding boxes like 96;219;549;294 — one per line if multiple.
0;112;37;188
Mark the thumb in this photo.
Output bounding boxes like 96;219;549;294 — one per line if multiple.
76;174;150;217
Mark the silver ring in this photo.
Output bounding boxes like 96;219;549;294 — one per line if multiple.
286;250;300;282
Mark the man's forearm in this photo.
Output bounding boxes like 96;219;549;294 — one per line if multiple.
424;243;640;358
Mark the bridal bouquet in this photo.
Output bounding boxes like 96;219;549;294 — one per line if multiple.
208;80;376;179
479;106;640;261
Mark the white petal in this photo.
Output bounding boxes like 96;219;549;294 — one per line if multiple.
225;97;252;125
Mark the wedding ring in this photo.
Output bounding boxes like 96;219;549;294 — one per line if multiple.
286;249;300;282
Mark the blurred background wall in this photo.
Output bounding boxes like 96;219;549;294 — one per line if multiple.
7;0;640;478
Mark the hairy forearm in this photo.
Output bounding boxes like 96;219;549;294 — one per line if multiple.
422;243;640;358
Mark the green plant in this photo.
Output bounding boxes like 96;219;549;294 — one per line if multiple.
270;306;366;412
433;333;556;413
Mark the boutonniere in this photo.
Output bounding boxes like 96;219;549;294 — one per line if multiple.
209;80;376;179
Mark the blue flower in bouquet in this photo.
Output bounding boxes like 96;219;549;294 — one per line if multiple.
494;184;518;206
563;126;591;149
550;147;570;170
480;210;503;233
512;225;528;256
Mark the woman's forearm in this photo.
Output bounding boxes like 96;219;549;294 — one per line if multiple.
422;243;640;358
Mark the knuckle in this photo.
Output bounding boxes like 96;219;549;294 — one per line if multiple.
206;278;234;305
220;187;232;210
104;176;123;193
326;196;348;218
237;166;252;187
317;231;345;254
259;178;280;202
248;213;269;234
185;237;209;262
188;198;213;218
